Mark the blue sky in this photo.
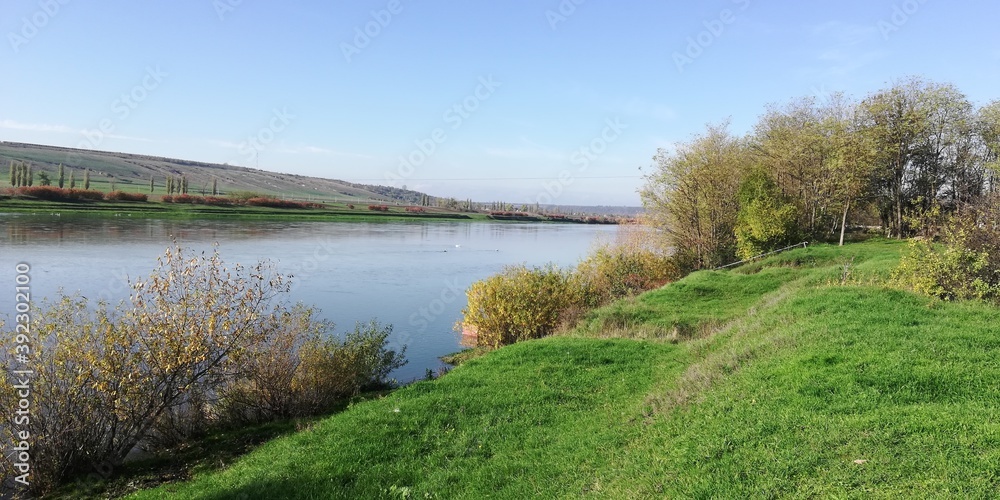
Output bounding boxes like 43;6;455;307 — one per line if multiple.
2;1;998;206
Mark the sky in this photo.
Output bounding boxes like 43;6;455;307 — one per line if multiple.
1;1;998;206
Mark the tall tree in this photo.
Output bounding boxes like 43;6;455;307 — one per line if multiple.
8;160;14;186
69;170;76;189
58;163;65;188
25;164;33;186
84;170;91;190
149;174;155;193
857;77;932;238
978;100;1000;194
641;121;747;270
211;178;218;196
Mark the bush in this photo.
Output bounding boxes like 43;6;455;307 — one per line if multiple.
202;196;233;206
574;235;678;307
368;204;390;212
170;194;200;204
459;265;580;349
104;190;148;202
244;197;315;209
11;186;104;202
893;198;1000;303
0;245;406;496
405;206;426;213
734;169;799;260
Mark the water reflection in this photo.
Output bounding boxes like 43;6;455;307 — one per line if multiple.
0;215;617;381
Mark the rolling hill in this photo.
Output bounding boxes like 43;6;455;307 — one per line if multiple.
0;142;428;205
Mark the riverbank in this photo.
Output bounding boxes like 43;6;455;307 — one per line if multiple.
0;198;627;224
109;239;1000;498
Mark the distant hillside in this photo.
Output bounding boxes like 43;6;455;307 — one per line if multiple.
0;142;643;215
0;142;430;205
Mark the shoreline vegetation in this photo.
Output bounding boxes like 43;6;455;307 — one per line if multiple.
0;190;627;224
3;76;999;497
31;237;997;499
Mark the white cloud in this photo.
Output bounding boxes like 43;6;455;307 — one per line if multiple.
0;119;77;134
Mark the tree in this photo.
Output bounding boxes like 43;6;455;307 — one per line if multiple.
38;171;51;186
734;168;799;260
150;174;155;193
976;100;1000;194
181;175;188;194
109;175;116;191
857;77;931;238
211;178;218;196
58;163;65;188
25;164;32;186
641;121;746;270
827;104;878;245
69;170;76;189
84;170;91;190
7;161;13;186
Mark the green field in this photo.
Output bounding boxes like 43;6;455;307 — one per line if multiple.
120;240;1000;498
0;197;488;222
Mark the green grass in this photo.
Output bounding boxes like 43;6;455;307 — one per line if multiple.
128;239;1000;498
132;338;679;499
0;197;486;222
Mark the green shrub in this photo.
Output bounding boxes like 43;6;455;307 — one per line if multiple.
734;169;799;260
893;199;1000;303
216;317;405;425
0;246;406;497
575;238;678;307
460;265;580;348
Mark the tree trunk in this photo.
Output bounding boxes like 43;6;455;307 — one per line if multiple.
839;199;850;246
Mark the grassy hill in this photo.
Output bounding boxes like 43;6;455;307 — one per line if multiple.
0;142;430;204
124;239;1000;498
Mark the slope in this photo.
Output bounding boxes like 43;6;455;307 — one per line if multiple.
0;142;425;204
128;239;1000;498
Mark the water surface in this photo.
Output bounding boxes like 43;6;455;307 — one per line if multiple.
0;215;617;381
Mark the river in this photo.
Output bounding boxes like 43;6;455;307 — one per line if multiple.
0;215;618;381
